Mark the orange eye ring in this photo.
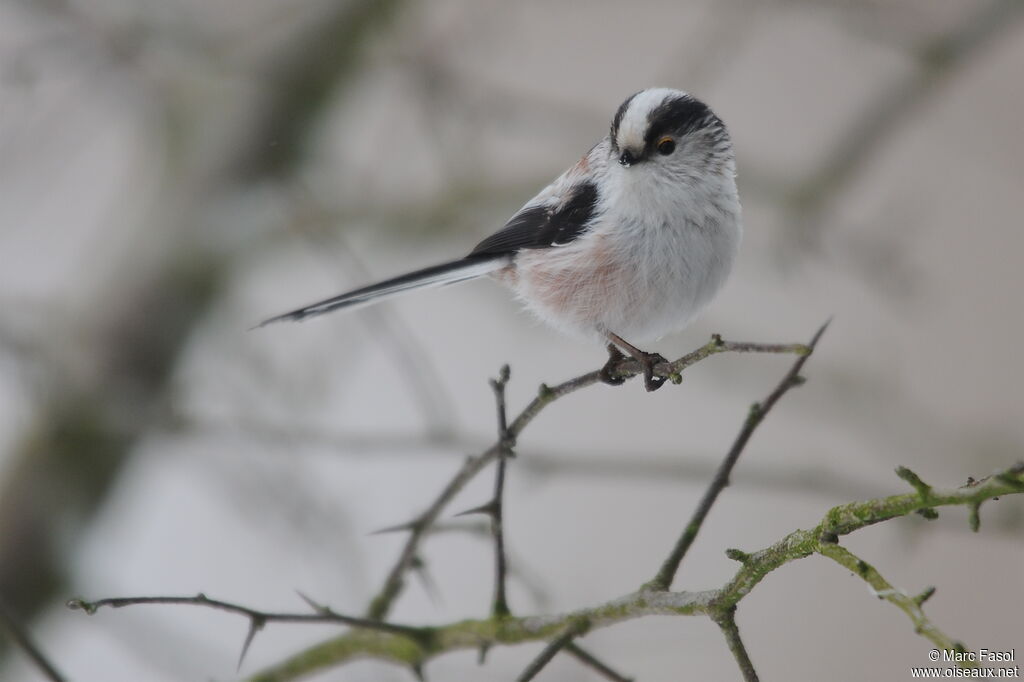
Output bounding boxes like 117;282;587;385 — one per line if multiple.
657;136;676;155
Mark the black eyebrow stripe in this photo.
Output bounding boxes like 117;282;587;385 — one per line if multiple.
644;94;722;149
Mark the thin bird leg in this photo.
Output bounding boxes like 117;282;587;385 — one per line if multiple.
598;344;627;386
606;332;667;392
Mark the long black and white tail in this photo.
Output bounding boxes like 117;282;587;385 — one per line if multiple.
256;254;510;327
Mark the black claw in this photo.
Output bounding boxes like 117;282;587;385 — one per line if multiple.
600;345;627;386
600;364;626;386
641;353;668;392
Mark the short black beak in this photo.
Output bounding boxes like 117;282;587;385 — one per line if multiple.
618;150;636;167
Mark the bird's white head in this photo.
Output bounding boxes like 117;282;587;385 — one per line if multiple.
609;87;735;183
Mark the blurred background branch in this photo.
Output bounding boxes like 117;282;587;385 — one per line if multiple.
0;0;406;648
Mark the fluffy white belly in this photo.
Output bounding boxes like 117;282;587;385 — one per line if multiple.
498;218;740;344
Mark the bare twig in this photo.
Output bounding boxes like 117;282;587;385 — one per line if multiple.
67;592;429;669
565;642;634;682
815;544;969;656
517;620;589;682
68;593;418;634
453;366;514;619
365;333;812;620
487;364;514;617
0;599;65;682
646;320;829;591
712;607;759;682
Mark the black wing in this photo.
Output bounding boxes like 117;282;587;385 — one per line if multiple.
470;182;600;257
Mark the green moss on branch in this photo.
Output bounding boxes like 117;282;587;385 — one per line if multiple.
248;464;1023;681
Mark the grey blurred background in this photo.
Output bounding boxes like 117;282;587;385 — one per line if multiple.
1;0;1022;680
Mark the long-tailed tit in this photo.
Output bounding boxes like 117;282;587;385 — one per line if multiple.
260;88;742;391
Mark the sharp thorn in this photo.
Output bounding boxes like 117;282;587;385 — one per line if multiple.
295;590;328;615
455;501;498;518
371;519;421;535
237;616;265;671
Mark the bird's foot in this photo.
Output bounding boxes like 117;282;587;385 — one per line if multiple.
599;342;667;391
599;344;627;386
638;352;668;392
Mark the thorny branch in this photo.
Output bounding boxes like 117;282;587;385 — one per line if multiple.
446;365;516;664
516;321;827;675
647;321;828;592
490;366;513;617
200;461;1022;682
365;332;811;621
66;592;432;669
65;324;1024;682
524;321;827;680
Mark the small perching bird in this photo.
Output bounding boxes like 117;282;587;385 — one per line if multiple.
259;88;742;391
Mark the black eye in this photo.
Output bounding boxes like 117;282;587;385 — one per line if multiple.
657;137;676;155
